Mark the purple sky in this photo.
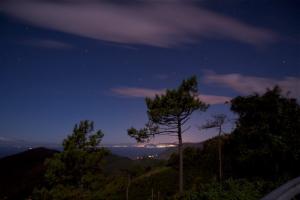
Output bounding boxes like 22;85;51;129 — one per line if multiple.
0;0;299;144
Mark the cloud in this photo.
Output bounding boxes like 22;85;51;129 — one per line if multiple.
111;87;231;104
111;87;165;98
198;94;231;105
204;71;300;98
0;136;11;142
22;39;73;49
1;0;277;47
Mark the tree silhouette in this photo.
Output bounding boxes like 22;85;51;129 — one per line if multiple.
200;114;229;182
128;76;208;195
35;120;109;199
230;86;300;178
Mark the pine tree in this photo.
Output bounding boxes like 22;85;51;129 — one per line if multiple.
128;76;208;195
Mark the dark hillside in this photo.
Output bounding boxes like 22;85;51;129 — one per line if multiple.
103;154;164;175
0;147;58;200
0;147;164;200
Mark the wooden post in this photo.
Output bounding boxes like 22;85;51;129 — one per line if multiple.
151;188;154;200
126;174;131;200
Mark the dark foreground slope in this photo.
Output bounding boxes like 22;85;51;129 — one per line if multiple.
0;147;58;200
0;147;165;200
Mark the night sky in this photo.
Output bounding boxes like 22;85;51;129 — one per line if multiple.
0;0;299;144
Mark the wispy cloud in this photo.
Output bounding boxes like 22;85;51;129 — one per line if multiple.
204;71;300;98
111;87;231;104
198;94;231;105
1;0;278;47
22;39;73;49
111;87;165;98
0;136;11;142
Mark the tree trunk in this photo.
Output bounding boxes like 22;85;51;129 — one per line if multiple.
218;127;222;182
178;122;183;195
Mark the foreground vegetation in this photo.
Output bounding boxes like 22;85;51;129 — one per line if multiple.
1;77;299;200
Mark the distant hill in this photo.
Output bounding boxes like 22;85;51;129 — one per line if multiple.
108;146;167;159
158;142;204;160
0;142;168;159
0;137;61;158
0;147;58;200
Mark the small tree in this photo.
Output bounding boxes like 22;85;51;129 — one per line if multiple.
200;114;229;182
128;76;208;195
35;120;108;199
